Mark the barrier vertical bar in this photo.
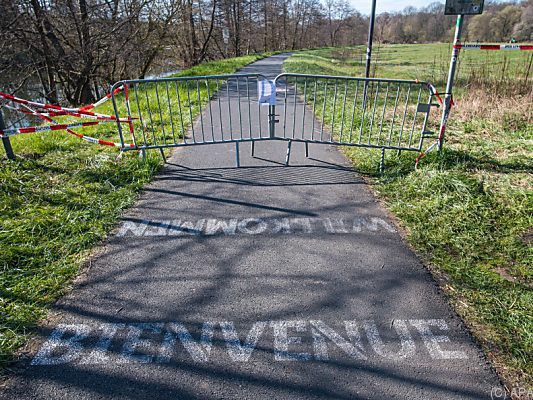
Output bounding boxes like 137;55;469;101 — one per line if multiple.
0;111;15;160
111;85;125;149
438;14;464;151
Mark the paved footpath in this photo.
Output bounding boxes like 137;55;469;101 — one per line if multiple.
2;54;502;400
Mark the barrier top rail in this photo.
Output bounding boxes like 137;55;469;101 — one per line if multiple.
110;73;270;88
111;73;429;89
275;73;429;86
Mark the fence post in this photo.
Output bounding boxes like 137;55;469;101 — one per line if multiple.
0;110;15;160
438;14;464;152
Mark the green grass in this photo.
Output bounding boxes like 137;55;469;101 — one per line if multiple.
284;45;532;388
0;53;268;371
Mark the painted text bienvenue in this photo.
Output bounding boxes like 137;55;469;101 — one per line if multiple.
32;319;467;365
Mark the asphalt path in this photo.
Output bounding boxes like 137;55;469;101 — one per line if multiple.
1;54;502;400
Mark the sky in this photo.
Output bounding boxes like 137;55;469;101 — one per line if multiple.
348;0;439;15
349;0;511;15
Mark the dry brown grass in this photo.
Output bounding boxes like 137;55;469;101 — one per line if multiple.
455;88;533;129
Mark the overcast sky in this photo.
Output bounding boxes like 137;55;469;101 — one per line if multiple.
347;0;439;15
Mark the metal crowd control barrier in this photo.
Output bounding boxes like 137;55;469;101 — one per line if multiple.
111;73;438;170
111;74;275;166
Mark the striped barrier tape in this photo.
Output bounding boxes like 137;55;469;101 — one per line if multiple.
2;103;131;123
0;120;109;137
16;103;135;149
0;91;122;121
79;86;124;111
453;43;533;51
426;83;455;108
123;84;137;145
427;83;444;106
0;94;136;149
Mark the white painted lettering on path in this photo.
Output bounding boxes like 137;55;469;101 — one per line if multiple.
117;217;396;237
32;319;467;365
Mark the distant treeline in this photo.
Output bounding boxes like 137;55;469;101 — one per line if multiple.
1;0;531;105
376;0;532;44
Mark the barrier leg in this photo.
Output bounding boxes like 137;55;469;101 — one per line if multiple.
159;148;166;163
379;147;385;174
236;142;240;167
251;141;255;157
285;140;292;166
305;142;309;158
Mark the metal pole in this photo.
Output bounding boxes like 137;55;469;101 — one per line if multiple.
365;0;377;79
438;14;464;152
363;0;377;109
0;111;15;160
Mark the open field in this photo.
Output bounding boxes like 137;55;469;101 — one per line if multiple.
288;44;533;91
284;44;532;389
0;54;269;372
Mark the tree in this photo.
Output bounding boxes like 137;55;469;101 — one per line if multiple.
513;0;533;41
325;0;354;46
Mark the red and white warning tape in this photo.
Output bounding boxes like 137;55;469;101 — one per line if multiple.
1;120;107;137
123;84;137;145
17;103;135;148
0;91;125;121
0;88;136;149
454;43;533;51
2;103;131;123
79;86;123;111
427;83;444;106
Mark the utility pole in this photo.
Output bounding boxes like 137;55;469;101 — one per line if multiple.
365;0;377;78
438;0;484;151
438;14;464;151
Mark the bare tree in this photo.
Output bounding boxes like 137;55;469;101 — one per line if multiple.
1;0;530;105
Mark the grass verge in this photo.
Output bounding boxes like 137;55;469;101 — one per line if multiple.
284;45;532;389
0;53;269;372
